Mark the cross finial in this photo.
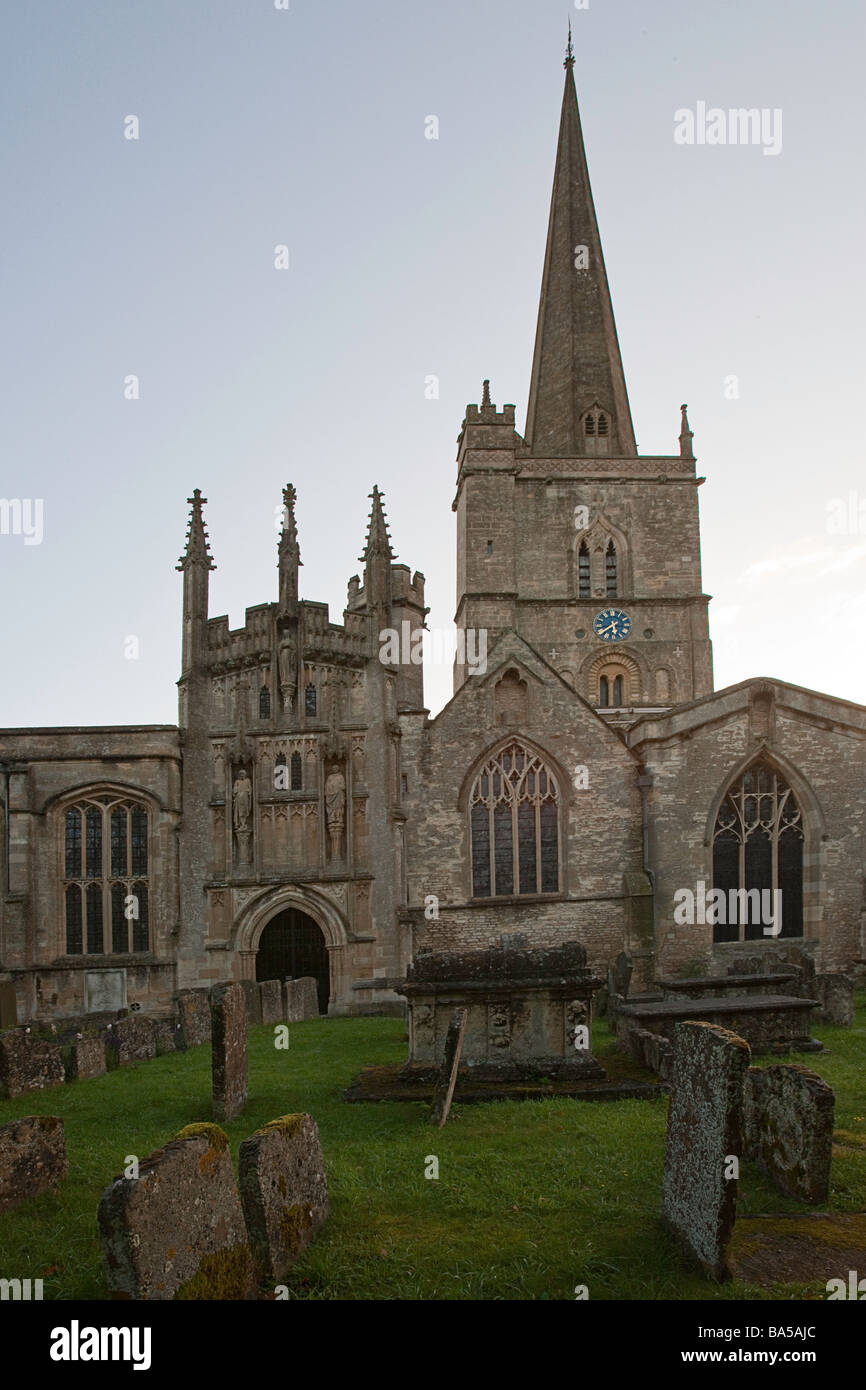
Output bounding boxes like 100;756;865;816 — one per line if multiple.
565;19;575;69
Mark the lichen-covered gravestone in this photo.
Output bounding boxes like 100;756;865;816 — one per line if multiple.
104;1016;156;1068
812;974;854;1028
662;1021;751;1280
241;979;263;1026
284;977;319;1022
65;1035;106;1081
239;1114;328;1283
743;1064;834;1203
98;1122;254;1300
0;1028;65;1099
211;982;248;1122
176;989;212;1048
0;1115;67;1213
153;1017;180;1055
259;979;283;1026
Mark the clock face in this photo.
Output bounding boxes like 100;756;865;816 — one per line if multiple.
593;608;631;642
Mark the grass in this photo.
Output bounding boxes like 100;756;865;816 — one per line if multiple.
1;995;864;1300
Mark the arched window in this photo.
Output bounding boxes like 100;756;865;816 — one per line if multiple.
469;742;560;898
578;541;590;598
712;761;803;942
305;684;317;717
596;663;627;707
605;540;617;596
259;686;271;719
63;796;150;955
290;751;302;791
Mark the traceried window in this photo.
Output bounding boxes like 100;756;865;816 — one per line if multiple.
63;796;150;955
578;541;591;598
712;761;803;942
290;752;302;791
469;742;560;898
605;540;617;596
259;686;271;719
305;684;317;717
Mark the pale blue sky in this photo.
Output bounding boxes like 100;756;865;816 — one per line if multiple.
1;0;864;726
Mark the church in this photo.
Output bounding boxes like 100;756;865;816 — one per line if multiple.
2;49;864;1028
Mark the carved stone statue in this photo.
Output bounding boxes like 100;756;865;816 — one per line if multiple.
232;769;252;831
324;767;346;859
278;635;297;711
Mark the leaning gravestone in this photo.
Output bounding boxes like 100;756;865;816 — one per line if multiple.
0;1028;65;1099
609;951;633;999
239;1114;329;1282
104;1016;156;1068
812;974;854;1028
98;1122;254;1300
176;989;212;1048
0;1115;67;1213
153;1017;180;1055
662;1021;751;1280
284;977;319;1022
259;979;283;1026
241;980;263;1026
430;1008;467;1128
743;1064;834;1203
65;1035;106;1081
211;983;248;1122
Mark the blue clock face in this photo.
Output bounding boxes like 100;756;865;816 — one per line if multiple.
593;608;631;642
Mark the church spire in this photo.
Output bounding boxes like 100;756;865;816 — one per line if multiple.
176;489;215;573
361;485;395;563
524;51;636;457
278;482;302;611
176;489;214;679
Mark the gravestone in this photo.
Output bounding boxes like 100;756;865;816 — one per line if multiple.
662;1021;751;1280
608;951;633;999
211;983;248;1122
153;1017;180;1055
0;1028;65;1099
743;1064;834;1203
812;974;854;1028
84;969;126;1014
0;981;18;1028
259;979;283;1026
284;977;319;1022
98;1122;254;1300
65;1036;106;1081
176;989;212;1048
105;1016;156;1068
239;1114;329;1283
430;1008;467;1127
0;1115;67;1213
241;980;262;1026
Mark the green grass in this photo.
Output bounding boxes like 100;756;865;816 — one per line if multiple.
1;996;864;1300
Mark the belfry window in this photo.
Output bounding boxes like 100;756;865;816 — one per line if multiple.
712;761;804;942
605;540;617;596
469;742;560;898
584;414;596;437
63;796;150;955
578;541;590;598
597;664;627;708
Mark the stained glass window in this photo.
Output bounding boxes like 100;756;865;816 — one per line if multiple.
712;761;804;941
63;797;151;954
469;742;560;898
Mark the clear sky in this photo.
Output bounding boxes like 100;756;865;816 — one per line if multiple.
1;0;864;727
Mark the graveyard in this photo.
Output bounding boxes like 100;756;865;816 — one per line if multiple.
0;994;864;1301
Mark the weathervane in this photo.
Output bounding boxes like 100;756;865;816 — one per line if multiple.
565;19;575;69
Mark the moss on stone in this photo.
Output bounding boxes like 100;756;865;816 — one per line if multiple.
279;1202;315;1255
173;1245;251;1300
257;1114;306;1140
175;1122;229;1152
734;1212;866;1255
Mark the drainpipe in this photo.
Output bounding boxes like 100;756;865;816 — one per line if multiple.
637;768;655;889
0;761;8;897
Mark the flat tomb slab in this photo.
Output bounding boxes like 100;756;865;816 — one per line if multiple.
621;994;815;1017
345;1064;664;1105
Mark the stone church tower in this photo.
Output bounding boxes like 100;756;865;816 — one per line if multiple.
454;45;713;716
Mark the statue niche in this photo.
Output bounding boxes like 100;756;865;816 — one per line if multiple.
231;766;254;869
278;633;298;713
324;764;346;863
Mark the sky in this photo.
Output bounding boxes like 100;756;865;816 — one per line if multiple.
1;0;864;727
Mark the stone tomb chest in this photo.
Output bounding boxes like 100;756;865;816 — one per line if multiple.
397;941;605;1081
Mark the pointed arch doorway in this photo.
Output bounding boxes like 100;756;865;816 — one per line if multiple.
255;908;329;1014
